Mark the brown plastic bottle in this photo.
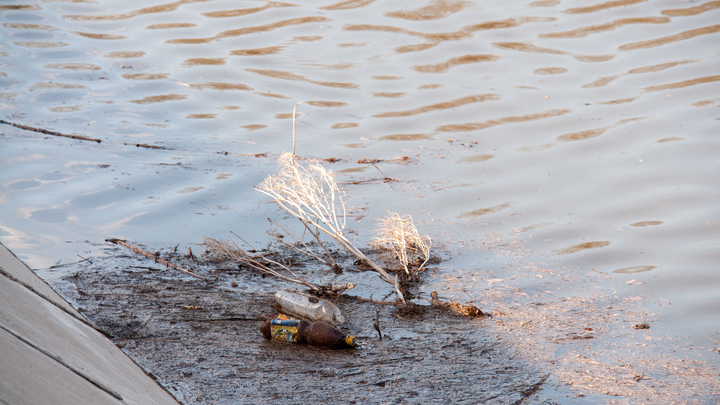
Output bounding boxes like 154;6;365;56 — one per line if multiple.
260;318;357;348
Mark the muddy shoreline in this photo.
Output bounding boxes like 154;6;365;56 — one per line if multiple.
47;243;560;405
42;240;720;404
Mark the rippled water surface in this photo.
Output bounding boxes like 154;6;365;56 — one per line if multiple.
1;0;719;400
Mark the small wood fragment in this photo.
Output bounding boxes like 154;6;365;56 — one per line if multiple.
430;291;484;317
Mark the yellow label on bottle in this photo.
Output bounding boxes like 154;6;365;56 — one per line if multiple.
270;319;300;343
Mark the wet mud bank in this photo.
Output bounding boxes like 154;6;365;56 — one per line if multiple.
44;240;720;404
47;243;558;405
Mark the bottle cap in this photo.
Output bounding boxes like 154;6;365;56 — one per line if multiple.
345;335;357;347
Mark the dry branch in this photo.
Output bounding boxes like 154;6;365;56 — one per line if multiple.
203;236;321;290
268;219;341;273
203;236;353;293
1;119;102;143
106;238;204;280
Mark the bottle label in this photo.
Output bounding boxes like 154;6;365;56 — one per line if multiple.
270;319;300;343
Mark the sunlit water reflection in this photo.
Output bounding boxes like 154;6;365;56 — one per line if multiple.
1;0;719;399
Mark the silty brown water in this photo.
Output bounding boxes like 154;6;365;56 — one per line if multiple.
1;0;719;401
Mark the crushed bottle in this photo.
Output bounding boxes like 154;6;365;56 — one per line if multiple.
273;289;345;326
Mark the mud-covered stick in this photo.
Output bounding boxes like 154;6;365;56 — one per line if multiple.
0;119;102;143
106;238;205;280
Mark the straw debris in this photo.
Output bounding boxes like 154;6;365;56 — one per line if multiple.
372;212;432;278
203;236;354;293
209;102;434;302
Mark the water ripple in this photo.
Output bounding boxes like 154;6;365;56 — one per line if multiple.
123;73;169;80
63;0;210;21
385;0;469;21
319;0;376;11
74;32;127;40
29;82;87;90
643;75;720;92
2;23;57;30
14;42;68;48
372;92;406;98
436;108;572;132
554;241;611;255
201;2;294;18
563;0;647;15
306;101;347;107
43;63;101;70
230;46;285;56
345;16;555;43
187;82;253;91
166;16;329;44
373;94;499;118
246;68;358;89
130;94;187;104
181;58;226;67
331;122;359;129
539;17;670;39
494;42;614;62
459;202;514;218
534;67;567;75
380;133;433;141
583;60;696;88
662;1;720;17
557;127;611;142
619;24;720;51
146;23;196;29
412;54;499;73
104;51;145;58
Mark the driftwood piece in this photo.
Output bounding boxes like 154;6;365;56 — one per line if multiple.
106;238;205;280
1;119;102;143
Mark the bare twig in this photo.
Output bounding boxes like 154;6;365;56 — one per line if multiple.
292;101;302;158
371;294;382;339
268;219;340;272
203;236;322;291
106;239;205;280
298;220;341;271
1;119;102;143
394;275;404;304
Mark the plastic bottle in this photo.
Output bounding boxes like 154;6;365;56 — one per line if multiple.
273;289;345;326
259;318;357;348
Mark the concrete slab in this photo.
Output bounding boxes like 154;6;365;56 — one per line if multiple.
0;329;123;405
0;242;80;317
0;241;179;405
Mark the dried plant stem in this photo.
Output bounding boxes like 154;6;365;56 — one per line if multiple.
204;236;322;291
254;102;405;302
292;101;302;158
266;196;398;290
269;219;340;272
106;238;204;280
